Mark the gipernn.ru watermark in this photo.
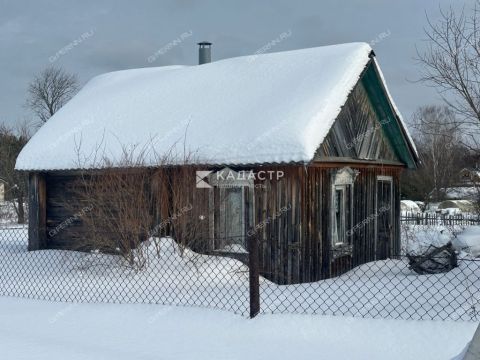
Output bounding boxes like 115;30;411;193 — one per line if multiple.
147;30;193;64
49;204;94;237
247;204;291;237
196;169;284;189
148;203;193;238
49;29;95;63
247;29;292;63
346;205;391;236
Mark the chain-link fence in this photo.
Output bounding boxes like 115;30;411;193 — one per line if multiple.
1;224;480;320
261;252;480;321
0;225;250;315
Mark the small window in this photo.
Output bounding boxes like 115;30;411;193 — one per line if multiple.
208;168;254;253
331;168;356;247
333;186;345;245
332;184;353;246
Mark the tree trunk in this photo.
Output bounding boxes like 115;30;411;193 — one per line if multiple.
17;194;25;224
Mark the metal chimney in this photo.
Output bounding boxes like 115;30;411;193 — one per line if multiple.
197;41;212;65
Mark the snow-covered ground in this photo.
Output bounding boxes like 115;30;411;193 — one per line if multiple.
1;223;480;358
455;226;480;257
0;296;475;360
1;228;480;320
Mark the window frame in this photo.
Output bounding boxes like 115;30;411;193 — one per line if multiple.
207;167;254;253
331;167;356;248
374;175;393;259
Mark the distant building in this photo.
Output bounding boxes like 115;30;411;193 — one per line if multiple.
459;168;480;186
437;168;480;202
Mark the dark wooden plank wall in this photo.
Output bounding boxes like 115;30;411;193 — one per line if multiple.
316;81;398;162
253;164;402;284
37;163;402;284
248;164;402;284
28;173;47;250
44;174;92;249
252;166;304;284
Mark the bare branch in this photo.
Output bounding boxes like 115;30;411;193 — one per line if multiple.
418;2;480;143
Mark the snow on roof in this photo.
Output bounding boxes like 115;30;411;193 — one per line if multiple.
16;42;414;171
438;200;475;211
444;187;478;200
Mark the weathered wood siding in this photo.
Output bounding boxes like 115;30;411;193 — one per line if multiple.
32;163;402;285
251;164;402;284
153;164;402;284
28;173;47;250
316;81;398;162
43;174;90;249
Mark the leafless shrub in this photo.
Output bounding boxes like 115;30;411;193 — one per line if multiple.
60;140;210;270
150;165;210;256
401;223;464;256
75;170;154;269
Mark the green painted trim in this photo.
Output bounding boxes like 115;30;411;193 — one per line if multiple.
360;61;418;169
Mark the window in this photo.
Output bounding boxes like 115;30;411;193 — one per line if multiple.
333;186;344;245
207;167;254;253
375;176;393;259
331;168;356;247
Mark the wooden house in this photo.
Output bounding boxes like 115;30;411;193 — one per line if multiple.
16;43;418;284
459;168;480;186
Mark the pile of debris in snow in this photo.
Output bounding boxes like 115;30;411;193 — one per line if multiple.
407;242;458;275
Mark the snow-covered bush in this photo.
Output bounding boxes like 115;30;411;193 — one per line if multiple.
401;223;464;255
401;223;480;259
453;226;480;258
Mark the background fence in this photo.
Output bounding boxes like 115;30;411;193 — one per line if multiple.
1;222;480;321
401;212;480;225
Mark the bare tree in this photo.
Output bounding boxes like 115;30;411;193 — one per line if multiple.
401;106;468;203
418;3;480;151
0;122;31;224
26;66;78;125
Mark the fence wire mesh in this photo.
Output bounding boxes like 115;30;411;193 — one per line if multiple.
260;252;480;321
1;224;480;321
0;225;250;315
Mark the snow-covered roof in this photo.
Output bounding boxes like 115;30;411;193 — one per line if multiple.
16;42;416;171
438;200;475;212
400;200;421;212
443;187;478;200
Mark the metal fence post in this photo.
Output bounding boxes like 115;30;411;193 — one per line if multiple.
248;230;260;318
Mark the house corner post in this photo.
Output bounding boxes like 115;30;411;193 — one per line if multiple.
28;172;47;251
248;230;260;318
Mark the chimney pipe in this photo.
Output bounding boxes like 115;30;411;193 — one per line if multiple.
197;41;212;65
